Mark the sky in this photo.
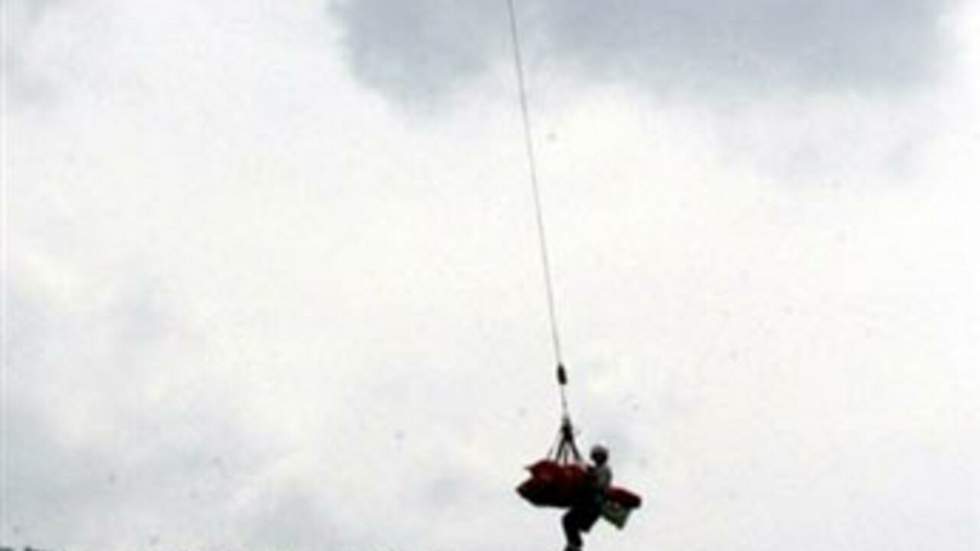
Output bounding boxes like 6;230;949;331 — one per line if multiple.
2;1;979;550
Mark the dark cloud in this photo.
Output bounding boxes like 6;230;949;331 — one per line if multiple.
331;0;504;104
332;0;958;105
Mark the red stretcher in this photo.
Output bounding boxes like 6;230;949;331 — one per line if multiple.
516;459;642;527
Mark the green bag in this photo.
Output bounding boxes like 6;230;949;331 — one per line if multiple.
601;500;632;529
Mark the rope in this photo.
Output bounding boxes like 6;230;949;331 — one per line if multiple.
506;0;566;382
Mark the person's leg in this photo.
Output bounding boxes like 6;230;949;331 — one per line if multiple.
579;504;601;533
562;509;583;550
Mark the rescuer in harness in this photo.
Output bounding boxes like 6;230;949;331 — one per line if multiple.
562;444;612;551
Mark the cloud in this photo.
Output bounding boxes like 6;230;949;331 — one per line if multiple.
4;1;979;550
241;484;341;551
333;0;960;106
5;257;254;549
331;0;504;105
3;0;112;105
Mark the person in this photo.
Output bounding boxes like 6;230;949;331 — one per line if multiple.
562;444;612;551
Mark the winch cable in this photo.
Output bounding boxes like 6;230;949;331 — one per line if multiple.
505;0;575;436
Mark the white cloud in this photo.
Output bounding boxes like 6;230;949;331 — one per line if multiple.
3;1;979;550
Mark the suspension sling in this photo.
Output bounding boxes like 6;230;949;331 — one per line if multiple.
505;0;642;527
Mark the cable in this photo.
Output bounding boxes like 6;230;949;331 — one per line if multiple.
505;0;566;379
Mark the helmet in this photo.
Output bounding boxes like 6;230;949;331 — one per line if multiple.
590;444;609;464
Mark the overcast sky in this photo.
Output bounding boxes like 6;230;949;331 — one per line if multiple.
3;1;979;550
